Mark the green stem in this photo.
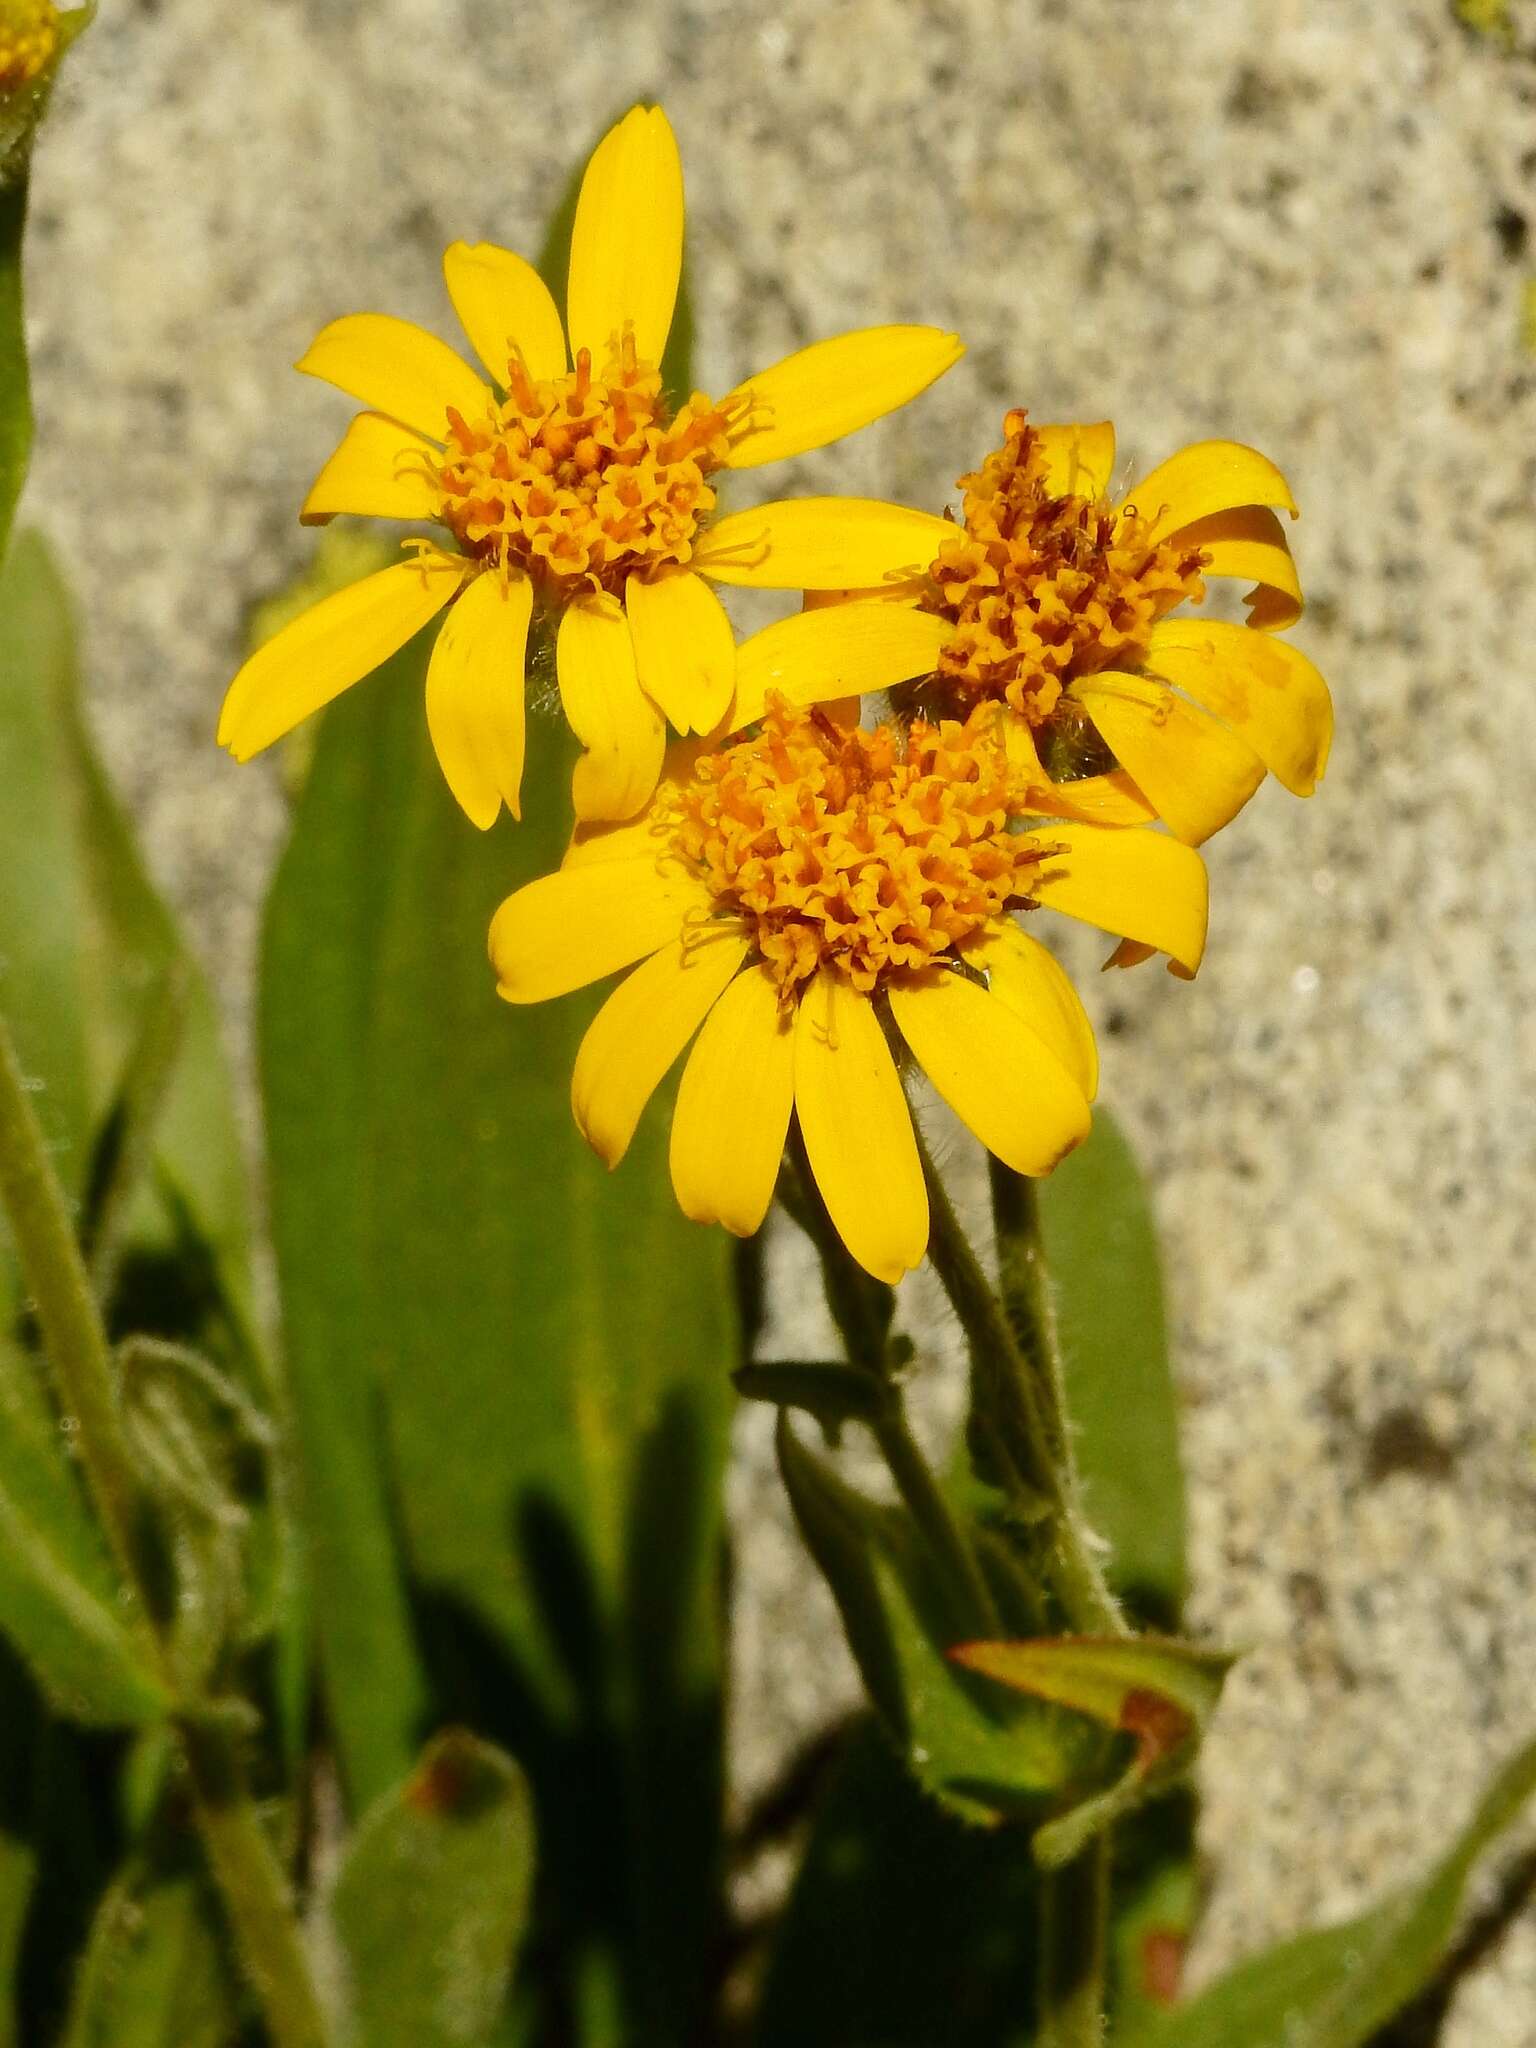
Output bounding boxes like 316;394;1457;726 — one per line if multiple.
0;1010;331;2048
1037;1836;1110;2048
0;1006;153;1593
179;1719;330;2048
783;1131;999;1637
915;1125;1121;1636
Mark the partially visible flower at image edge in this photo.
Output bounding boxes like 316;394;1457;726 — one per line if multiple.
488;695;1207;1283
793;409;1334;868
0;0;58;91
217;104;962;828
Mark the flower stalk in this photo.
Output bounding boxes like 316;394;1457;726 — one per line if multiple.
0;1007;331;2048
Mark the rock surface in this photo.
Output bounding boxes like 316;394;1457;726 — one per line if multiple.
26;0;1536;2033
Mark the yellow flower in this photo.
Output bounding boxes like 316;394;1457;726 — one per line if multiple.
802;409;1334;849
489;696;1207;1283
218;105;961;829
0;0;57;91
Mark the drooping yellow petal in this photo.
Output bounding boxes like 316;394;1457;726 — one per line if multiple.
424;569;531;829
723;326;964;470
561;738;706;870
1075;671;1266;846
671;963;795;1235
970;924;1098;1100
625;571;737;734
1148;619;1333;795
889;971;1090;1179
218;556;464;762
1118;440;1298;544
557;594;667;823
1004;720;1158;828
793;971;927;1284
443;239;568;384
300;411;442;527
1165;503;1302;631
573;930;748;1168
489;858;708;1004
1021;824;1208;977
566;104;683;367
295;313;488;441
727;602;950;730
801;580;928;611
696;498;954;591
1034;422;1117;500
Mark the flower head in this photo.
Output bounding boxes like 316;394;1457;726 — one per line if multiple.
218;105;961;830
489;697;1207;1283
0;0;57;92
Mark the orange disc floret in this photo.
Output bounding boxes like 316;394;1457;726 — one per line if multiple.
674;698;1047;1000
926;409;1206;722
0;0;57;90
432;328;737;596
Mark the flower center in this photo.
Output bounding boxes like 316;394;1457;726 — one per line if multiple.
0;0;57;89
432;331;736;597
674;698;1046;1001
926;409;1206;726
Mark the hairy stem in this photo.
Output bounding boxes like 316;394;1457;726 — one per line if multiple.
0;1010;331;2048
1037;1836;1111;2048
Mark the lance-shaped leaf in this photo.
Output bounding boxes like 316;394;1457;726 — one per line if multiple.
951;1635;1235;1865
0;1335;167;1726
778;1416;1094;1822
60;1854;238;2048
1121;1730;1536;2048
332;1731;535;2048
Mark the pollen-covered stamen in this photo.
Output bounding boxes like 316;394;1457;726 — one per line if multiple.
674;697;1047;1001
926;408;1207;725
0;0;58;89
431;328;742;597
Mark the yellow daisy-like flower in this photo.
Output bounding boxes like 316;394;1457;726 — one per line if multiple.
801;409;1334;850
218;105;961;828
489;697;1207;1283
0;0;57;91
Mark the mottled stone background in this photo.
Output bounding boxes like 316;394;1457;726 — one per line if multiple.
26;0;1536;2035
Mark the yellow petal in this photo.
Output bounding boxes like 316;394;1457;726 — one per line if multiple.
561;737;706;869
566;105;683;367
1022;824;1208;977
889;971;1090;1178
696;498;953;591
793;971;927;1284
1148;619;1333;795
671;962;795;1235
727;601;950;731
557;594;667;822
1119;440;1298;544
573;930;748;1168
802;580;928;611
489;858;708;1004
723;327;965;470
443;239;568;384
625;571;737;734
970;924;1098;1100
295;313;488;441
1034;422;1117;499
300;411;442;527
424;569;531;829
1165;503;1302;631
1004;719;1158;828
218;556;464;761
1075;671;1266;846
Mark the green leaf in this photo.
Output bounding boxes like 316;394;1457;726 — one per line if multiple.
61;1853;238;2048
259;638;736;2031
777;1416;1093;1823
953;1635;1234;1866
1124;1731;1536;2048
0;531;253;1334
755;1721;1042;2048
0;1334;167;1725
332;1731;535;2048
1036;1109;1186;1626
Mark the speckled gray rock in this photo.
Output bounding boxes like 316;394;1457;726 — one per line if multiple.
25;0;1536;2035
